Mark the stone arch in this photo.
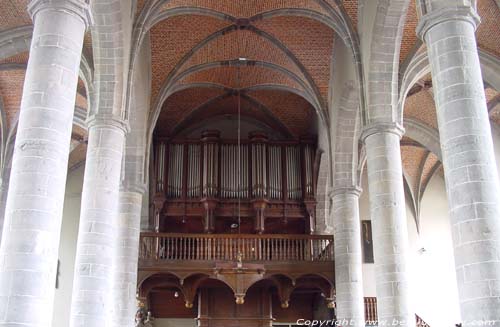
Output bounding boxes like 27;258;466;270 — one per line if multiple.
122;35;151;192
403;118;441;160
169;89;295;139
315;151;331;234
128;2;363;126
146;60;323;154
134;3;355;50
364;0;412;124
158;23;323;107
333;80;361;190
88;0;132;118
160;60;322;117
398;48;500;124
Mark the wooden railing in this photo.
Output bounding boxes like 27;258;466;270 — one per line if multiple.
364;297;430;326
139;233;334;262
364;297;378;324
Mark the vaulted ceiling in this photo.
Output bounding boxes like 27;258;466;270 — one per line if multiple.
147;3;337;139
0;0;499;206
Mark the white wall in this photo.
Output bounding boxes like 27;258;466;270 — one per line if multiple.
359;171;376;297
408;174;461;326
359;167;461;326
52;165;84;327
492;124;500;178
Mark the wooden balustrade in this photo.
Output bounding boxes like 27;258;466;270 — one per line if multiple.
364;297;378;323
139;233;334;262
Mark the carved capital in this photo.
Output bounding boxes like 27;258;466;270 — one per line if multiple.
28;0;92;28
121;182;148;195
416;6;480;40
86;114;130;133
360;122;405;143
329;186;362;198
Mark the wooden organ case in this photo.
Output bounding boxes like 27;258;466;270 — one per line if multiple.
140;130;335;327
151;131;319;235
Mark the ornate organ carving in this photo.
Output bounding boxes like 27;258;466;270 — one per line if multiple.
152;131;318;234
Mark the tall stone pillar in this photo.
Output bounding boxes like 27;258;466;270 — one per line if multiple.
70;116;127;327
331;187;365;327
417;5;500;325
0;1;89;325
112;190;143;327
0;178;9;245
361;124;413;326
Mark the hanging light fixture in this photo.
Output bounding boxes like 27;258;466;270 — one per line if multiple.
236;61;243;260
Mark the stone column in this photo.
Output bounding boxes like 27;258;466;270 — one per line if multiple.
331;187;365;327
0;178;9;245
361;124;413;327
417;5;500;325
70;116;127;327
112;190;144;327
0;1;89;325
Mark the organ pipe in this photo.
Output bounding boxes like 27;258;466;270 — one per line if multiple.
250;132;268;198
268;145;282;199
187;144;201;198
301;137;315;199
155;142;166;193
286;146;302;200
201;131;220;198
166;143;183;198
154;131;315;203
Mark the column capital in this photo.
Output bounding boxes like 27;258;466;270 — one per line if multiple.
86;114;130;133
360;122;405;143
28;0;92;28
329;186;362;199
120;182;148;195
416;6;480;40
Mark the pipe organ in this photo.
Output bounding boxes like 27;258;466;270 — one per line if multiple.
152;131;318;234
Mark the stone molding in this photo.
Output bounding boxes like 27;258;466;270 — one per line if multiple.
28;0;92;28
329;186;362;199
120;182;148;195
360;122;405;143
86;114;130;133
416;5;480;40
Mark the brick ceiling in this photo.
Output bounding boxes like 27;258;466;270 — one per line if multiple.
0;0;29;32
159;0;328;17
400;144;442;217
0;0;499;174
155;87;315;138
399;0;500;64
149;10;335;138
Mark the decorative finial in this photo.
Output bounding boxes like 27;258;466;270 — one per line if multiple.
235;295;245;304
236;252;243;268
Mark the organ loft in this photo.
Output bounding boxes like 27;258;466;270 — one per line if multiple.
0;1;499;327
141;125;337;325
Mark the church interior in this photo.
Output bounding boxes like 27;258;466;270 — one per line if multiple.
0;0;499;327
